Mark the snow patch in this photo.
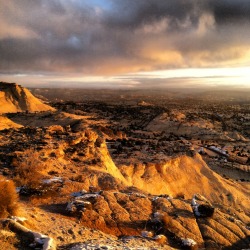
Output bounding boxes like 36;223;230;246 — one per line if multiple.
10;216;27;223
191;194;201;217
75;193;100;200
181;237;197;247
42;177;63;184
71;190;88;197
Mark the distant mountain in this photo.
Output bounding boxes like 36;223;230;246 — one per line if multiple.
0;82;54;113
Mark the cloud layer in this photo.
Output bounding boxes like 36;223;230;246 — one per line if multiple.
1;0;250;76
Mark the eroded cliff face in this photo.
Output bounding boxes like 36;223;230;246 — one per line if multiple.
118;153;250;214
0;82;54;113
76;141;250;248
80;129;128;185
61;129;250;215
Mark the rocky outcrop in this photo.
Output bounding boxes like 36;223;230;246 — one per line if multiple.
67;190;250;249
0;82;54;113
3;218;56;250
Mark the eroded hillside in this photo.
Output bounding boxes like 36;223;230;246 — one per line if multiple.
0;82;54;113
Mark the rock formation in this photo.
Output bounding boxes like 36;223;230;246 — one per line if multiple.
0;82;54;113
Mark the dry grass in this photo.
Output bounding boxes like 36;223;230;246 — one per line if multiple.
12;150;45;189
0;175;19;218
60;181;87;196
30;195;55;206
0;224;18;250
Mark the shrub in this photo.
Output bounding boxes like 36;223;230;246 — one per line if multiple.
0;175;19;218
13;151;44;189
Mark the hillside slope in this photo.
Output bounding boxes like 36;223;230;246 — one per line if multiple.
0;115;22;130
119;154;250;214
0;82;54;113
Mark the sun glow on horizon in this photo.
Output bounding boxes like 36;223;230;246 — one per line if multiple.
131;66;250;87
1;66;250;89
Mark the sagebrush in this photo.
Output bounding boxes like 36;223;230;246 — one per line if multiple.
12;150;44;189
0;175;19;218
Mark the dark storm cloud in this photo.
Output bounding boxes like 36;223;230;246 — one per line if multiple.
207;0;250;24
0;0;250;76
106;0;200;31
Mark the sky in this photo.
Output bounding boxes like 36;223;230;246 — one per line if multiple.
0;0;250;89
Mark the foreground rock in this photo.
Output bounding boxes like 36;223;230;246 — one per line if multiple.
65;190;250;249
1;217;56;250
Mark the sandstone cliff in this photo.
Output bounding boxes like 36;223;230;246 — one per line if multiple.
0;82;54;113
119;154;250;214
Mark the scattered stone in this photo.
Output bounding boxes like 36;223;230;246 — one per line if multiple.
68;228;74;235
154;234;167;245
197;204;215;218
181;238;198;250
141;231;154;238
57;236;64;242
191;194;214;218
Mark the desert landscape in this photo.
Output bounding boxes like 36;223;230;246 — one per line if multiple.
0;82;250;250
1;1;250;249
